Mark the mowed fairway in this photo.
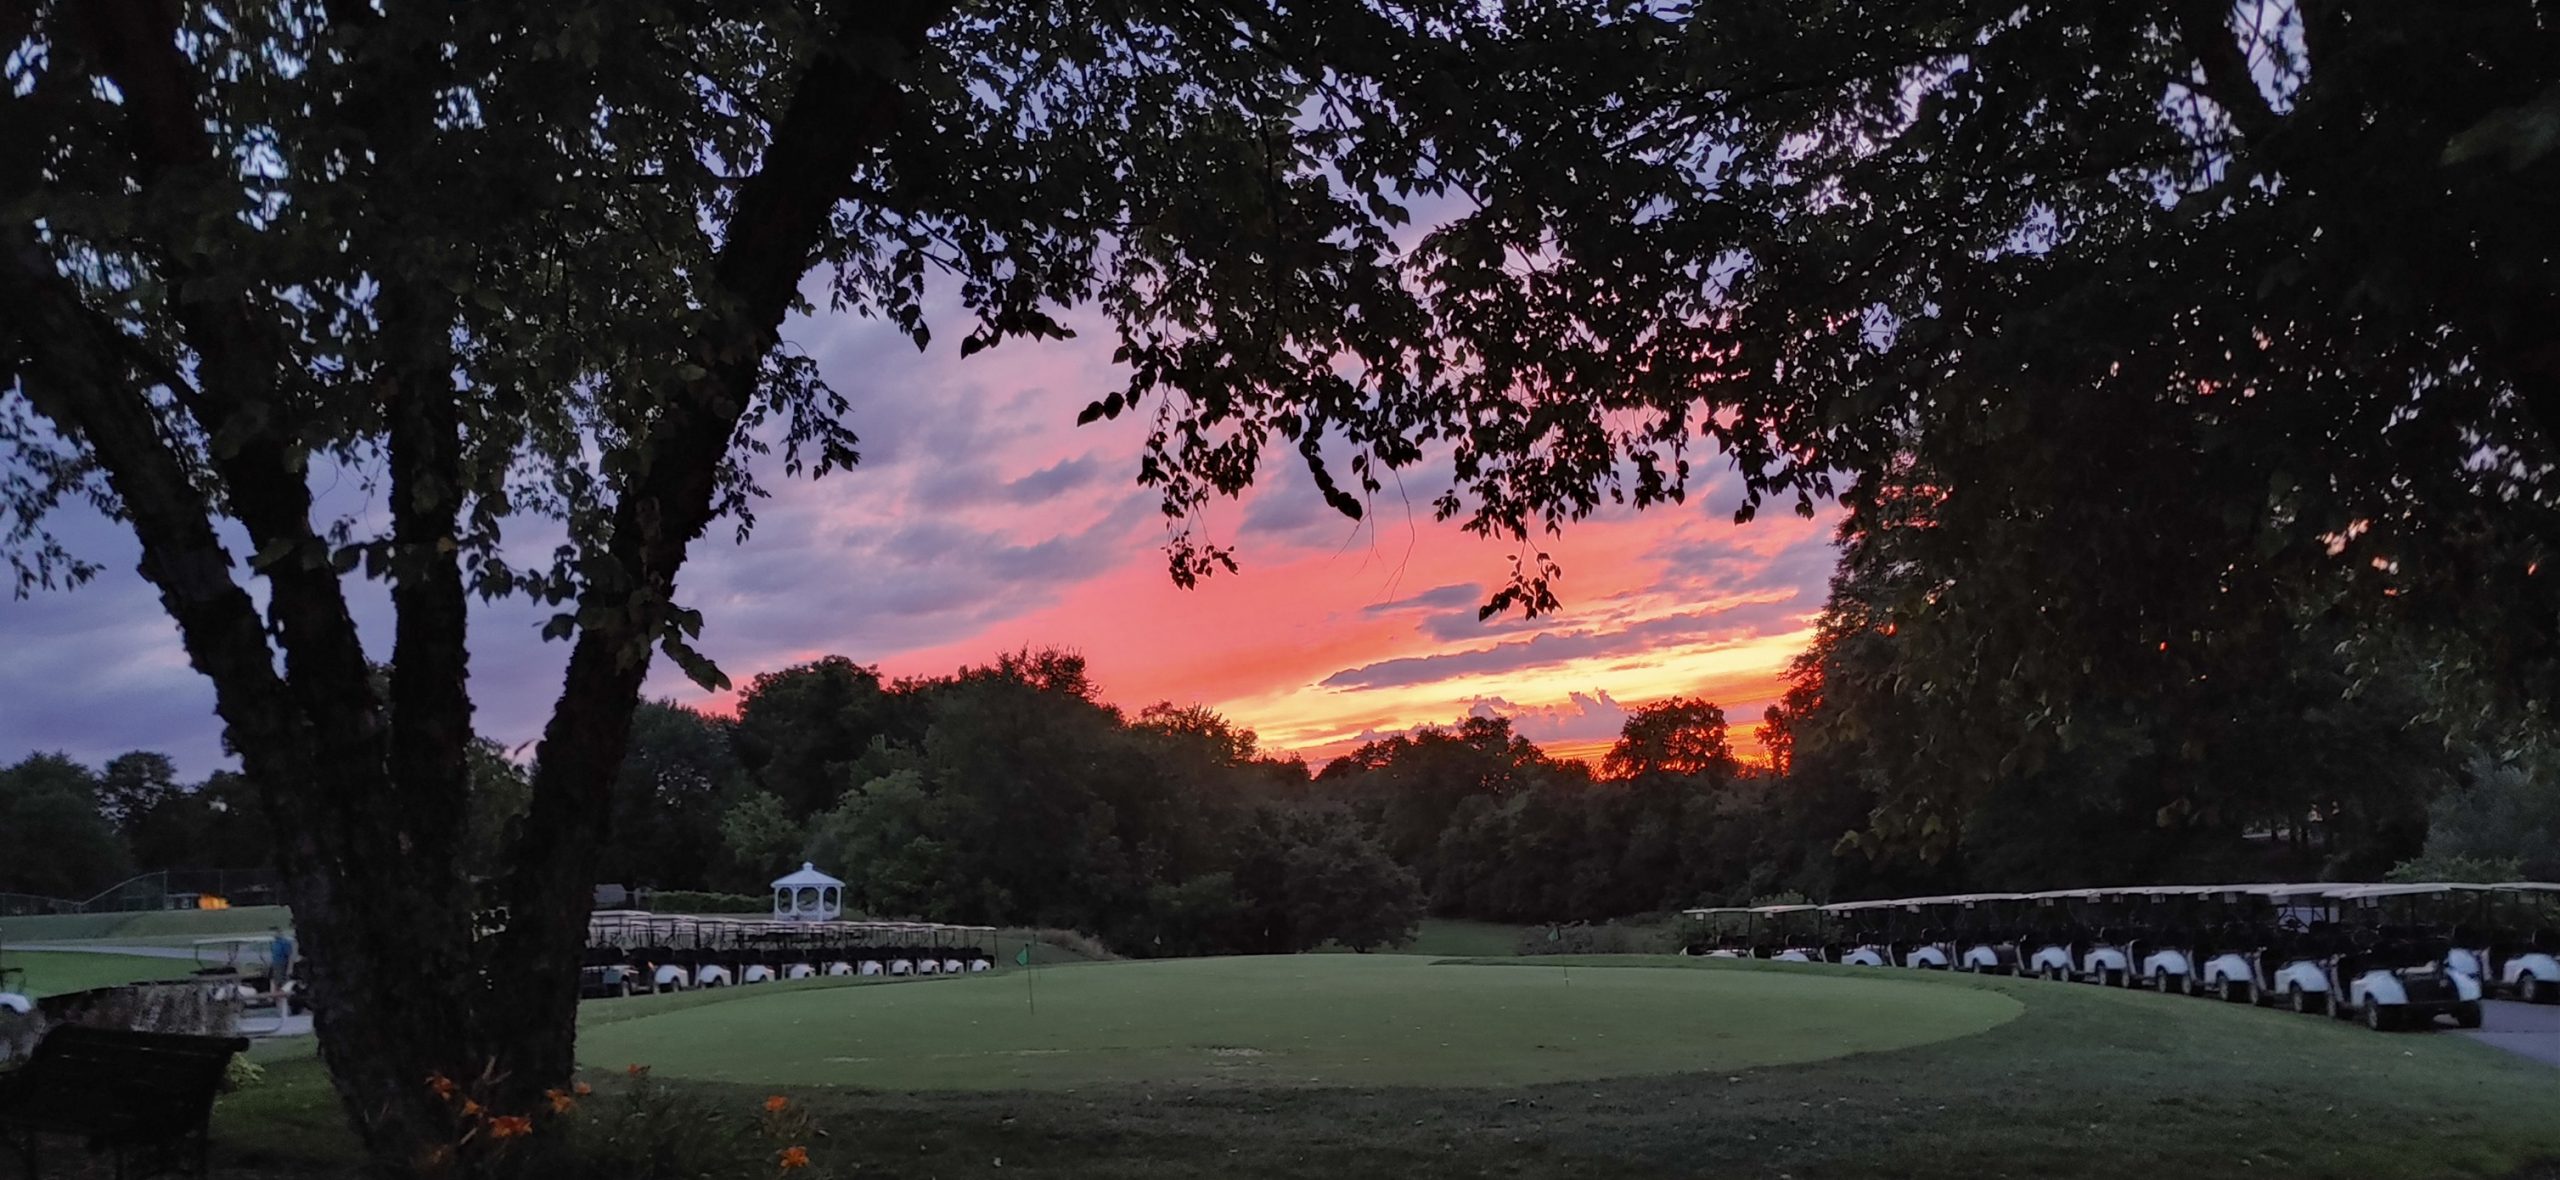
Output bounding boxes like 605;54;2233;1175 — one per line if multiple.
3;950;198;997
577;955;2020;1089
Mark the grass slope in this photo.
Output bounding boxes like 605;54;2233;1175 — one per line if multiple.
204;957;2560;1179
1;905;293;944
576;955;2020;1090
1;950;199;997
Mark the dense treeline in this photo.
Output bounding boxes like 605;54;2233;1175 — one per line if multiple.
16;624;2557;931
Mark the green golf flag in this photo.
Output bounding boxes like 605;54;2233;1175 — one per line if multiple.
1016;945;1032;966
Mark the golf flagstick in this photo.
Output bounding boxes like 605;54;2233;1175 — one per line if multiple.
1550;924;1567;987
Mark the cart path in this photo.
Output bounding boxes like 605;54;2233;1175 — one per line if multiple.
15;942;209;960
2469;1000;2560;1069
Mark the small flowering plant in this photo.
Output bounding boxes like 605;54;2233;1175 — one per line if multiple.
567;1066;833;1178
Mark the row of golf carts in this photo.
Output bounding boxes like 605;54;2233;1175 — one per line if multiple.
1684;881;2560;1031
576;912;1000;997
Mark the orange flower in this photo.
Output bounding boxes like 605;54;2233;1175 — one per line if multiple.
626;1064;650;1079
764;1095;790;1113
573;1082;594;1097
546;1088;576;1115
778;1145;811;1170
458;1098;483;1119
488;1115;533;1140
425;1073;458;1100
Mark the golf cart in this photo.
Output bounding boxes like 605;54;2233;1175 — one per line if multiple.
1950;894;2027;974
2201;884;2343;1011
2119;884;2231;993
1890;897;1959;969
580;910;646;998
2325;883;2484;1030
1823;899;1899;967
1751;905;1828;962
2476;882;2560;1003
1680;908;1755;957
2324;880;2478;1023
190;935;301;1034
2020;890;2133;984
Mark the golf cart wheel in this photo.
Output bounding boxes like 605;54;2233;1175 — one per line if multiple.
2361;999;2399;1032
618;978;634;999
2456;1002;2484;1029
2151;972;2176;995
2288;988;2326;1017
2523;976;2549;1005
2244;981;2266;1007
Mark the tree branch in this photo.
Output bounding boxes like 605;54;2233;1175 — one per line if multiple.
505;0;954;955
69;0;392;786
2171;0;2280;140
0;230;319;861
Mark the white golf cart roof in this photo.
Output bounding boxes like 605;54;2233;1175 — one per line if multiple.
1682;907;1754;917
1818;898;1903;913
2326;882;2494;900
1749;904;1819;914
2489;882;2560;893
2022;888;2108;901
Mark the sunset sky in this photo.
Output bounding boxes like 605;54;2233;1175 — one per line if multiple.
0;295;1843;777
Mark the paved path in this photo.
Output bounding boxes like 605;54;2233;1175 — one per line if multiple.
2468;999;2560;1068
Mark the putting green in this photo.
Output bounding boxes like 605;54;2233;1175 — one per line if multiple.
577;956;2021;1091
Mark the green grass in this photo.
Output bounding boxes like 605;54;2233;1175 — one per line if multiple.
1;950;200;997
0;905;293;944
199;957;2560;1179
576;955;2020;1090
1386;918;1535;956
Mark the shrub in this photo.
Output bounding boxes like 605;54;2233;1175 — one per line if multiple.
552;1066;833;1179
1518;922;1683;956
221;1056;265;1093
998;927;1115;961
645;891;771;915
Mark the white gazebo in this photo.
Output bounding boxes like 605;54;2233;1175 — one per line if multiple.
770;863;845;922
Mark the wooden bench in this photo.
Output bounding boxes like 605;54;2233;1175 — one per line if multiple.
0;1025;249;1179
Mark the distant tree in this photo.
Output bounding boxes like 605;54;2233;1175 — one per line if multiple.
1135;702;1259;765
1602;698;1736;782
0;753;128;897
1140;873;1249;958
1232;806;1420;953
714;792;804;896
732;658;908;820
459;742;533;882
92;751;181;833
190;771;279;872
598;701;741;890
803;768;950;918
2399;754;2560;882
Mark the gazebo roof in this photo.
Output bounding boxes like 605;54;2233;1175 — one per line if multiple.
770;862;844;889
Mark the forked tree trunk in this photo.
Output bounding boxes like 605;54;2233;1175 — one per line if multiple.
13;2;948;1175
